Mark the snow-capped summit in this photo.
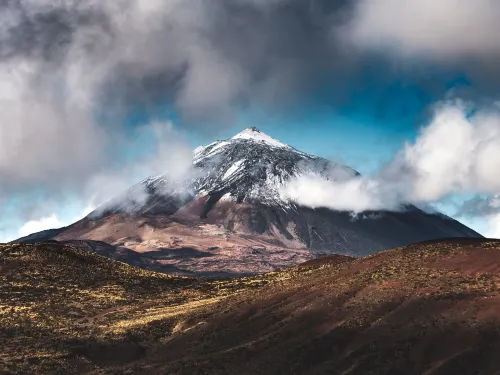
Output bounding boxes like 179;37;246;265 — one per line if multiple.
191;127;350;207
230;127;291;149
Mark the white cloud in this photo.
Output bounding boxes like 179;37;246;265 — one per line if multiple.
16;205;94;240
487;218;500;238
1;119;196;241
458;195;500;239
346;0;500;59
284;100;500;213
83;121;197;211
397;102;500;199
284;174;400;212
0;60;106;190
18;214;62;238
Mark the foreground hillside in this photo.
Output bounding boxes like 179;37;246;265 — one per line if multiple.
3;239;500;374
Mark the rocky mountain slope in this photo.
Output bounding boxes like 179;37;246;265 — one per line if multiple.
17;128;482;275
3;238;500;374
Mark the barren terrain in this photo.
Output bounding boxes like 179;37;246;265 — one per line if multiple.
3;238;500;374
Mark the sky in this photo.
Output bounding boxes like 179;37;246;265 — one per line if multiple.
2;0;500;241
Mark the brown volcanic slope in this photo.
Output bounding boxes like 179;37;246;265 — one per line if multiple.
53;213;314;277
3;239;500;374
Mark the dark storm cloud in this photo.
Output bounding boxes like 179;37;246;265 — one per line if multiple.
4;0;500;128
0;0;359;123
96;0;358;122
0;0;111;61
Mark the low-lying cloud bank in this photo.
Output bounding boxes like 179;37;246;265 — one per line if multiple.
284;101;500;221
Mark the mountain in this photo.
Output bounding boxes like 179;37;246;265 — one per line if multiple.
12;226;68;244
87;126;358;218
17;127;482;275
4;238;500;374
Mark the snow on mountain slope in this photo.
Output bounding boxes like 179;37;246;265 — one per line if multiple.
191;127;358;207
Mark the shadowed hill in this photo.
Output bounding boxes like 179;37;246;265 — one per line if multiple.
3;239;500;374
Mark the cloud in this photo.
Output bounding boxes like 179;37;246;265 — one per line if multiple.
346;0;500;59
83;121;198;211
456;195;500;218
17;214;61;238
0;0;357;128
4;0;499;198
392;102;500;198
17;205;94;239
0;0;359;194
456;195;500;239
0;118;196;241
285;174;399;212
344;0;500;97
284;100;500;213
0;1;108;194
486;215;500;238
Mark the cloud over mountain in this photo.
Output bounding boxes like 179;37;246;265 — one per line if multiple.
285;101;500;215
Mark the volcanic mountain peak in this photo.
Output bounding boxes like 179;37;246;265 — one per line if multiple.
21;127;481;274
190;127;341;208
193;127;298;164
